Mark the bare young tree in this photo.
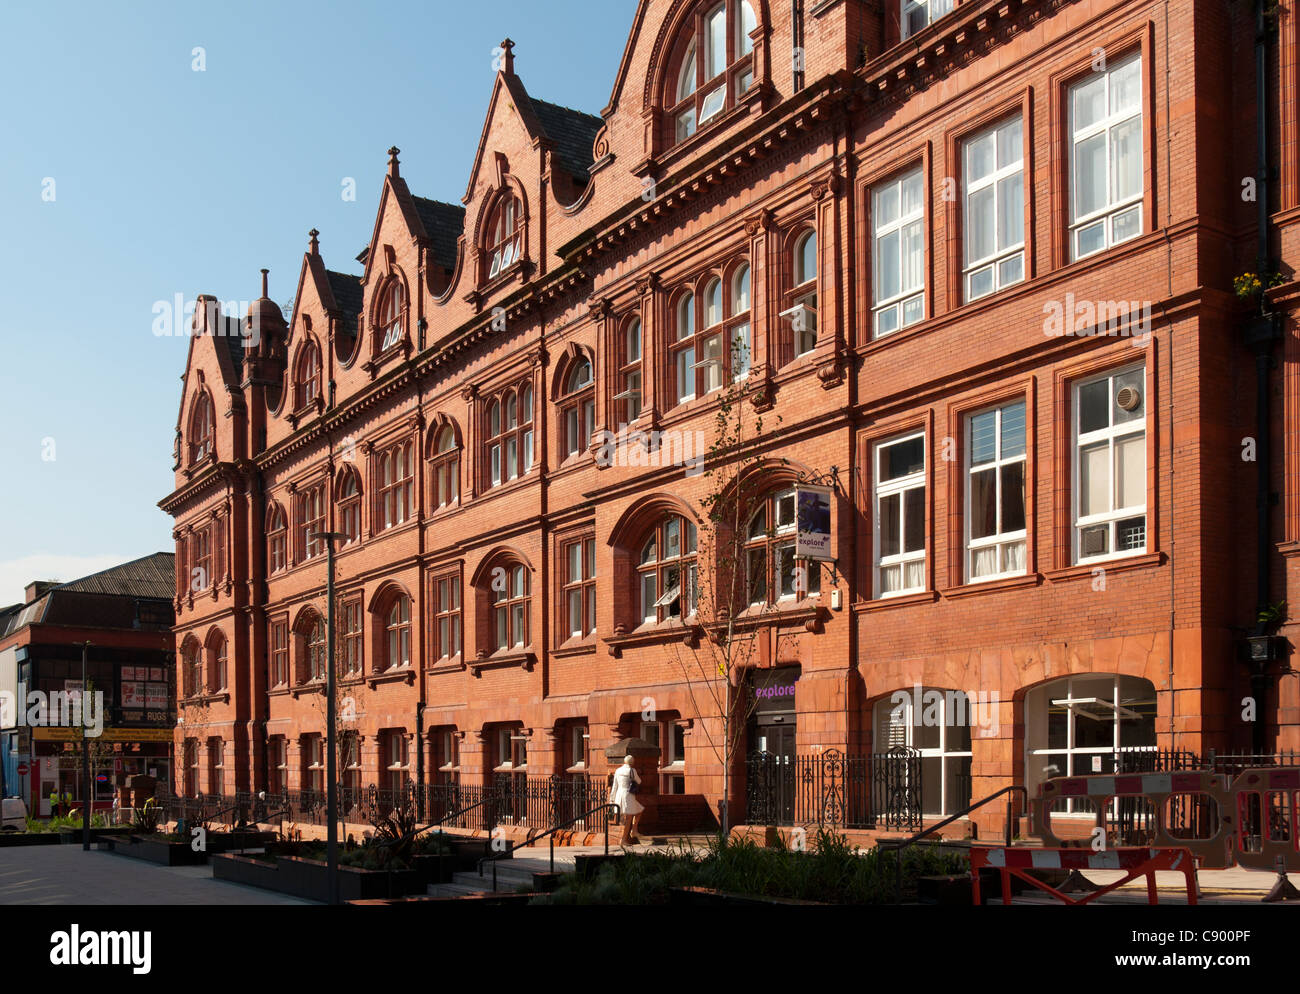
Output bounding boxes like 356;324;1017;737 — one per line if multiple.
665;373;788;837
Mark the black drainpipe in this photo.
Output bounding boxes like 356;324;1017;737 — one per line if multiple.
1248;0;1277;754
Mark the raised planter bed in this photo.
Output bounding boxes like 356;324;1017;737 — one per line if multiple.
0;832;62;848
411;853;456;886
349;892;535;906
573;853;624;879
102;834;207;867
212;853;423;902
669;885;828;906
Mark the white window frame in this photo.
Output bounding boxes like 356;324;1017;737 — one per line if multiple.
965;401;1028;583
963;116;1026;302
1072;364;1147;565
901;0;953;40
1068;52;1143;260
873;431;927;598
873;691;971;817
872;169;926;338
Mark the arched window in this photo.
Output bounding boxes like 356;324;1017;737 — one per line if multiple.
189;392;215;463
729;264;752;379
1025;674;1157;811
182;641;201;698
744;488;822;606
207;632;228;694
785;229;818;358
485;194;523;280
873;689;972;816
667;1;758;146
430;426;460;509
379;440;415;530
299;484;326;561
492;563;530;650
672;269;751;407
616;318;643;424
485;383;534;488
637;515;698;624
560;357;595;459
337;468;361;544
266;504;287;574
672;292;697;405
385;594;412;670
309;616;327;681
294;610;325;684
378;280;405;353
294;341;320;409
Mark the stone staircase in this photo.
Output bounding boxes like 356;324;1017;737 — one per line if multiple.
425;849;583;898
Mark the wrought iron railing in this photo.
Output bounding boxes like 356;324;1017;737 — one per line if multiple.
744;748;923;831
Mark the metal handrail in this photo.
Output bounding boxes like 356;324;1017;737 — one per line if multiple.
370;791;504;855
877;785;1028;904
478;802;622;890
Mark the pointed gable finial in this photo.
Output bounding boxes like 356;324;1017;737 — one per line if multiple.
499;38;515;76
260;268;269;298
308;228;320;256
387;146;400;178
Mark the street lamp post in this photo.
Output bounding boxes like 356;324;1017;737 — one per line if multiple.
310;531;347;906
79;641;91;851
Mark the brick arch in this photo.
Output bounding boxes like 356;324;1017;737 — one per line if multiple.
423;412;464;458
642;0;771;113
550;342;596;401
472;175;530;266
469;546;535;589
366;256;412;355
334;462;362;494
608;493;700;552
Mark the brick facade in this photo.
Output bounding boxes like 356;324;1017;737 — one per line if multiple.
160;0;1298;836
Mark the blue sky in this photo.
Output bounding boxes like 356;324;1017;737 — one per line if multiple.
0;0;635;605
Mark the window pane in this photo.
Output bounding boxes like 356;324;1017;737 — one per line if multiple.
568;542;582;583
901;221;923;292
641;573;657;620
1112;116;1142;202
998;253;1024;288
1079;379;1110;434
700;85;726;123
706;4;727;78
967;186;995;263
967;131;995;183
904;486;925;554
1001;461;1026;533
997;172;1024;249
970;468;996;540
1113;368;1144;423
748;547;767;602
970;410;996;466
997;117;1022;168
971;546;998;578
1115;433;1145;509
900;171;923;215
876;230;900;301
1072;73;1106;131
739;0;756;54
1073;132;1107;218
881;436;924;480
1110;57;1141;114
1080;442;1109;517
1001;402;1026;457
875;183;899;227
627;320;641;361
879;493;901;558
568;590;582;636
666;517;681;558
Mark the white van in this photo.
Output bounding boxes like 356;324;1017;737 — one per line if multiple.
1;797;27;832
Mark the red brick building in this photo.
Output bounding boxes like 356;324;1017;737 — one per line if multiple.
160;0;1298;837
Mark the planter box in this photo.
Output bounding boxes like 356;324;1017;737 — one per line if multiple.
348;892;535;907
0;833;62;848
574;853;624;879
211;853;423;902
102;834;207;867
411;853;455;886
669;886;827;907
917;874;974;906
57;827;121;845
206;830;278;854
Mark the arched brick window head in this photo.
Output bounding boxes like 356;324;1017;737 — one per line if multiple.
783;229;818;359
182;641;202;698
267;504;287;573
486;195;523;280
637;515;698;624
207;633;228;694
385;594;412;670
430;426;460;509
378;280;404;353
668;0;757;146
189;392;215;464
294;341;320;409
615;318;643;425
337;468;362;543
561;358;595;459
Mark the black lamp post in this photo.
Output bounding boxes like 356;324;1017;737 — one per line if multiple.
309;531;347;906
79;641;91;851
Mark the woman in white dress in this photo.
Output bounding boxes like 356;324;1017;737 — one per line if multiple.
608;755;643;844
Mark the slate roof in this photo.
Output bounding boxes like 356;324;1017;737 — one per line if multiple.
527;98;602;181
55;552;176;601
217;312;246;368
325;270;364;322
412;197;467;273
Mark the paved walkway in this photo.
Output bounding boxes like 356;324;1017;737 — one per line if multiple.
0;846;312;905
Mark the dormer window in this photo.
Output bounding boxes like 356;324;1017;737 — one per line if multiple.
378;281;404;352
667;1;758;147
486;195;523;280
901;0;953;41
294;340;320;409
189;392;215;464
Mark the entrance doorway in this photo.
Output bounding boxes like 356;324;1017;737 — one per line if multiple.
745;666;800;825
